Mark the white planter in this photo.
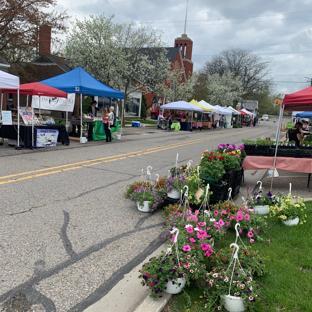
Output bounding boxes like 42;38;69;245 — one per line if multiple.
222;295;245;312
283;217;299;226
254;205;270;215
115;133;122;140
165;277;186;294
167;188;180;199
136;201;153;213
80;136;88;144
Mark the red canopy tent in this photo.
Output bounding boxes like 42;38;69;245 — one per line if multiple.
283;86;312;111
2;82;67;98
1;82;67;148
269;86;312;190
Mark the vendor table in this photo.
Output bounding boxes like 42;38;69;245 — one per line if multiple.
0;124;69;148
243;156;312;187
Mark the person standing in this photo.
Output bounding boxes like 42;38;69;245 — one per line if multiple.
102;107;110;142
107;106;115;142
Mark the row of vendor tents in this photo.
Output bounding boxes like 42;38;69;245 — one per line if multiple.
0;67;124;147
160;99;255;116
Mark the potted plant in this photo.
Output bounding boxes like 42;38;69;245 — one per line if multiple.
166;174;186;200
125;181;154;212
199;151;228;203
249;191;276;215
205;267;258;312
139;252;186;297
270;194;307;226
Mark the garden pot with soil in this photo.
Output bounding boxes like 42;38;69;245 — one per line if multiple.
283;217;299;226
136;201;153;213
254;205;270;215
222;294;245;312
165;277;186;295
167;188;180;200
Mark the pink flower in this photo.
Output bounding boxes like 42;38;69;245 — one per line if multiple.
245;214;250;221
214;210;219;217
197;230;208;240
198;221;206;227
221;209;228;215
249;238;255;244
189;237;196;243
236;211;244;222
230;215;236;221
201;243;212;251
247;230;254;238
185;224;194;234
213;222;220;230
183;262;191;269
182;245;191;252
225;221;230;227
218;219;225;227
205;249;213;257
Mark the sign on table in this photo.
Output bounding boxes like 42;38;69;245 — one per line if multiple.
1;111;13;125
36;129;59;147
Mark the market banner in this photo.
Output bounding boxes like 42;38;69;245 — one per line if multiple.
32;93;75;112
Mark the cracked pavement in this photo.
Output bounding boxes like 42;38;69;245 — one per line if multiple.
0;125;275;311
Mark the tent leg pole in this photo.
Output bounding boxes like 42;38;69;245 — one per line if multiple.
32;103;34;148
80;93;83;141
66;111;68;132
17;89;20;148
270;104;284;191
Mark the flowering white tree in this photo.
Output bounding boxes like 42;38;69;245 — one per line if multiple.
156;67;195;103
65;15;169;121
204;72;243;106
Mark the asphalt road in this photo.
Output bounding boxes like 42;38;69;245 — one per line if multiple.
0;123;276;312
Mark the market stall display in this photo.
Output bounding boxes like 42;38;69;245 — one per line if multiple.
0;70;20;147
42;67;124;142
0;82;69;148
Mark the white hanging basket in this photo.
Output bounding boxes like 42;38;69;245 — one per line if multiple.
253;205;270;215
136;201;153;213
283;217;299;226
222;295;245;312
167;188;180;199
165;277;186;294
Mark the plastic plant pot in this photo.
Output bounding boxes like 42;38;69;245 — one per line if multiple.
165;277;186;295
222;295;245;312
136;201;153;213
253;205;270;215
283;217;299;226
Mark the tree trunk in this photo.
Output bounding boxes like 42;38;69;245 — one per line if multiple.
122;82;129;127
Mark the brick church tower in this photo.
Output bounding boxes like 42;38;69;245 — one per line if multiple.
174;33;193;79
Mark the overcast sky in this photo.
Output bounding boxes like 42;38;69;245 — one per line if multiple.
56;0;312;95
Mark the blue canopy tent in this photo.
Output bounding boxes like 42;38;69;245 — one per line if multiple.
42;67;124;141
295;111;312;118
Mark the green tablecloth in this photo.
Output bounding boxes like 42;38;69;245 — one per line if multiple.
171;122;181;131
92;120;121;141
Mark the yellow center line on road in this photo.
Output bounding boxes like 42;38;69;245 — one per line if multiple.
0;138;202;186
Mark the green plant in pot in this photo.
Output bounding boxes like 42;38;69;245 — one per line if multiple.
125;181;155;212
270;194;307;226
139;252;187;297
199;151;225;185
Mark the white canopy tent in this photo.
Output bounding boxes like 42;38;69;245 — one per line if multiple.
199;100;220;113
227;106;240;115
0;70;20;147
161;100;204;112
214;105;233;115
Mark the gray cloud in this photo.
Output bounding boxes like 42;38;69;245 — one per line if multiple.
56;0;312;94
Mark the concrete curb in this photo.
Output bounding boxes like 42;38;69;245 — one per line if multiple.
84;245;168;312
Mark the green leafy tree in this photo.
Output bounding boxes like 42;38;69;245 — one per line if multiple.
65;15;169;123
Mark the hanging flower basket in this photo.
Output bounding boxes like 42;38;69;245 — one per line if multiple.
167;188;181;200
136;201;153;213
253;205;270;215
222;294;245;312
283;217;299;226
165;277;186;294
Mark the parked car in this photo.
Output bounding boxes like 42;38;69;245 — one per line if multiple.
261;114;269;121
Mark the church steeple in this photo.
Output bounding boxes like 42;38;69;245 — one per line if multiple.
174;0;193;78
